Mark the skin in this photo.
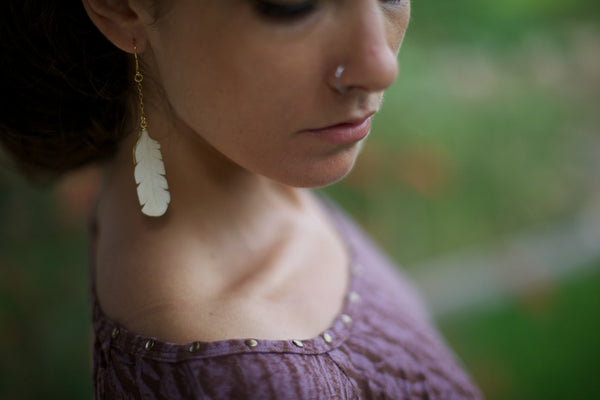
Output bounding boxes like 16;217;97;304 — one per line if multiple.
83;0;411;343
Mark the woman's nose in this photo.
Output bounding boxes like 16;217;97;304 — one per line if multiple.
332;2;400;94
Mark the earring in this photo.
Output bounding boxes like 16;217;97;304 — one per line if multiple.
334;65;350;94
132;44;170;217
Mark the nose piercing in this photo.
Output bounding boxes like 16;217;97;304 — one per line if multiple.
334;65;349;94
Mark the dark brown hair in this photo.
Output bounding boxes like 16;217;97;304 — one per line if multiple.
0;1;132;177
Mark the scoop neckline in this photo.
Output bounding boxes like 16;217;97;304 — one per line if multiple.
91;194;362;362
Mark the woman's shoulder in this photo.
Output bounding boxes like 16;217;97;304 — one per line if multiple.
316;197;482;398
317;196;433;323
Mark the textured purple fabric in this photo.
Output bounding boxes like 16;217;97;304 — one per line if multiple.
90;200;482;399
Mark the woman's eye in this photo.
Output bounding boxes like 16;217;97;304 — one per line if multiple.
381;0;407;6
254;0;316;21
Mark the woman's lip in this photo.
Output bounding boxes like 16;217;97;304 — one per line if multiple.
303;116;373;144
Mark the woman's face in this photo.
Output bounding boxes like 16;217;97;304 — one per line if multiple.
140;0;410;187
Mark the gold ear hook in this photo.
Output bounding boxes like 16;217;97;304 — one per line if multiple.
132;43;148;165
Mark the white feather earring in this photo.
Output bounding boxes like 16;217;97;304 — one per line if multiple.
132;45;170;217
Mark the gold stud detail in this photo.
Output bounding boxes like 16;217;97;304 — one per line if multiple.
111;327;120;339
292;339;304;348
349;292;361;304
341;314;352;324
188;342;201;353
245;339;258;348
323;332;333;344
144;339;155;350
351;262;363;275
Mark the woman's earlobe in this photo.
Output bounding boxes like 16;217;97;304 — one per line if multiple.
81;0;147;53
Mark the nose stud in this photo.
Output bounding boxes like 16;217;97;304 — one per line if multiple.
334;65;350;94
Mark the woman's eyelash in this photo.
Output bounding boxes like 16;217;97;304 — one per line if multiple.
381;0;408;6
254;1;316;20
254;0;406;21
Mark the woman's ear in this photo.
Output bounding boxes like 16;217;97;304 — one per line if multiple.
81;0;150;53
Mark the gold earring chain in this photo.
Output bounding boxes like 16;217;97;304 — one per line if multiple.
133;46;147;132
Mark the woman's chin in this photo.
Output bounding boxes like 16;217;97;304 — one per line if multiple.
268;150;360;189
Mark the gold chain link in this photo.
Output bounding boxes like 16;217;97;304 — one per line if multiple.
132;44;147;165
133;46;147;132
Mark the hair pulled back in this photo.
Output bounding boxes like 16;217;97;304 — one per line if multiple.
0;1;131;177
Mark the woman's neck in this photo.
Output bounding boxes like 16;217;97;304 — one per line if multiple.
97;119;307;263
92;122;351;343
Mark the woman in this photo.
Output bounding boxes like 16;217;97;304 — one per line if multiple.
1;0;481;398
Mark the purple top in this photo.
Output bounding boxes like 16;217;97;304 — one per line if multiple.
90;200;482;399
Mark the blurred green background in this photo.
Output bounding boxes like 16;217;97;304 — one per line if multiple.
1;1;599;398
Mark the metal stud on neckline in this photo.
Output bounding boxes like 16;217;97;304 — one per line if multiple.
111;327;120;339
341;314;352;324
292;339;304;348
351;261;363;275
323;332;333;344
144;339;155;350
349;291;361;304
188;342;201;353
245;339;258;348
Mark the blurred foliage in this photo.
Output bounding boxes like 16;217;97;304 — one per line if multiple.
325;0;600;265
0;171;93;399
1;0;599;398
440;265;600;400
